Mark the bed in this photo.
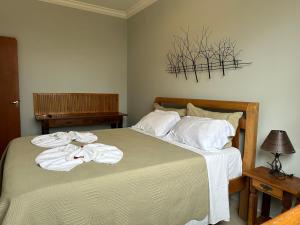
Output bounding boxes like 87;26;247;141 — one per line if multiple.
0;97;259;225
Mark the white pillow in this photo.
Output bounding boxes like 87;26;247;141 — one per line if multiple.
167;116;235;150
133;110;180;137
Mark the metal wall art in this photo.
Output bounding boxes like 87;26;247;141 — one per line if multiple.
166;28;251;82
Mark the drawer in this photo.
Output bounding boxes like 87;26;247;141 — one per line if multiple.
252;179;283;200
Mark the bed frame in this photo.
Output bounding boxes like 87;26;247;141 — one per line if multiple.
154;97;259;220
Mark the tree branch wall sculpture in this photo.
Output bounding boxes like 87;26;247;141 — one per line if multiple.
166;27;251;82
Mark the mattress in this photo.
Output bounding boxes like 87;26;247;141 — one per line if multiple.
166;140;242;180
183;145;242;224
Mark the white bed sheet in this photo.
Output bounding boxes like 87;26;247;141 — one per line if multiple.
130;127;242;225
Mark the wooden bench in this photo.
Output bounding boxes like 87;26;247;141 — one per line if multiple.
33;93;127;134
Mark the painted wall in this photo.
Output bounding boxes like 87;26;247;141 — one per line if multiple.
0;0;127;136
128;0;300;179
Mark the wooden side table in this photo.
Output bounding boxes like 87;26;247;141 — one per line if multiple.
243;166;300;225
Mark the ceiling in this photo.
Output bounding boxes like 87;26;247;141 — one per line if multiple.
77;0;142;11
38;0;158;19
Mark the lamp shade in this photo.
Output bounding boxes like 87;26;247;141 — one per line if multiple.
261;130;295;154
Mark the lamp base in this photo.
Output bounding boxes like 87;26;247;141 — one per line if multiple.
267;153;294;179
269;169;285;178
268;153;284;178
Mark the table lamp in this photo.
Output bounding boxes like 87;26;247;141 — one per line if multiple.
261;130;295;177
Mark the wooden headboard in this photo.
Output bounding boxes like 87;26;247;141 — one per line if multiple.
155;97;259;171
33;93;119;116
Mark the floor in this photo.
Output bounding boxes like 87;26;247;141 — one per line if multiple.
217;199;246;225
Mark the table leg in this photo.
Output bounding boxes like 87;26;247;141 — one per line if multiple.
118;117;123;128
248;184;258;225
41;121;49;134
282;192;293;213
111;122;117;129
261;193;271;219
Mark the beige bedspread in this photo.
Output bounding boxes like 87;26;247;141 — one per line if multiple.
0;128;208;225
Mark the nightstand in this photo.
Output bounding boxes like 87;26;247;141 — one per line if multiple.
243;166;300;225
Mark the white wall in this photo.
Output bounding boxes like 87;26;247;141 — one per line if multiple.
0;0;127;135
127;0;300;178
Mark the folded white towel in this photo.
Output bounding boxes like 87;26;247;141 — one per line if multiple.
35;144;84;171
75;143;123;164
31;132;72;148
31;131;98;148
35;143;123;172
68;131;98;144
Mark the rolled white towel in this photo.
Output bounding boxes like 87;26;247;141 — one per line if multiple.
35;144;84;172
68;131;98;144
31;132;72;148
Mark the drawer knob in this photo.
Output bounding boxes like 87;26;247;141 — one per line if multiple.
260;184;272;192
